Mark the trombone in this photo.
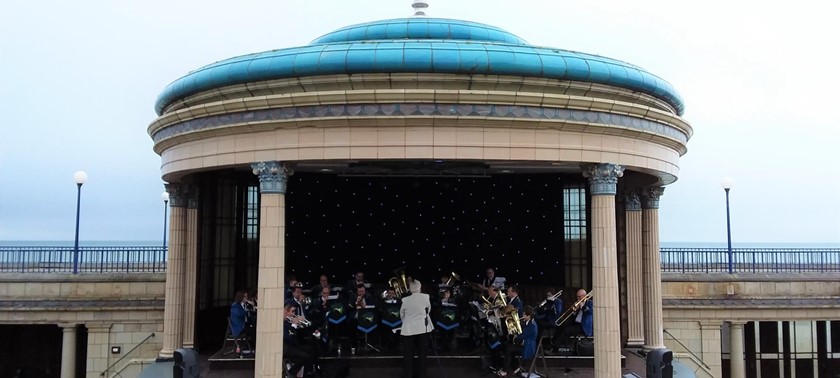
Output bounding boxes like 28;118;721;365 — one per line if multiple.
537;290;563;309
554;290;594;327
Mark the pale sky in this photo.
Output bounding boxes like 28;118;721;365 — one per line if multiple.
1;0;838;244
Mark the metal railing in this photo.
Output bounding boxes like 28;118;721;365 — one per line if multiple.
0;246;167;273
661;248;840;273
100;332;155;377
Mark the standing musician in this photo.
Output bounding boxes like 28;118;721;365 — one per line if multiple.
558;288;593;352
400;280;434;378
500;306;538;376
506;285;523;317
483;268;506;292
283;304;316;377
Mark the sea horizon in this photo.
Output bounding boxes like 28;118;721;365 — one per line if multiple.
1;240;838;248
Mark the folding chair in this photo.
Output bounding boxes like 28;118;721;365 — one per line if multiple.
222;317;253;357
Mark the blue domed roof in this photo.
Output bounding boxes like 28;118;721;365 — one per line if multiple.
310;18;529;45
155;18;685;116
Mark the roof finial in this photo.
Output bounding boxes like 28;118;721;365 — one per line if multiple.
411;0;428;17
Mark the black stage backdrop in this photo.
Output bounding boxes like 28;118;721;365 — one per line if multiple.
285;173;577;286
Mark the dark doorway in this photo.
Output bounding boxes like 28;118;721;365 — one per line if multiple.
0;324;62;378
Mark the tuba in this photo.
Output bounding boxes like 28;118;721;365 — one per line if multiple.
555;290;594;327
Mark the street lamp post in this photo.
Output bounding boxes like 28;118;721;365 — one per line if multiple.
72;171;88;274
161;191;170;249
721;177;734;273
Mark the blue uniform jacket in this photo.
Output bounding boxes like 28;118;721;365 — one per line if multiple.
581;299;594;337
514;319;538;360
230;302;247;337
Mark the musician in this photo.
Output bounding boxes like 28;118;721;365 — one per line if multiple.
230;290;255;351
286;275;298;301
310;286;333;330
486;286;503;307
506;285;523;317
243;289;258;329
284;304;316;377
435;288;458;351
558;289;593;352
345;271;371;299
380;287;402;349
383;287;401;304
483;267;505;291
400;280;434;378
350;284;376;312
311;274;333;299
501;306;538;376
534;289;564;353
285;283;309;318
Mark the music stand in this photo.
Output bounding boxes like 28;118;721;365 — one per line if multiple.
356;305;380;353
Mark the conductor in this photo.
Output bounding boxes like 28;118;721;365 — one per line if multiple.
400;280;434;378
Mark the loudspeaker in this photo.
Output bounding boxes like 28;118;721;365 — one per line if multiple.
646;348;673;378
322;360;350;378
173;348;199;378
575;338;594;356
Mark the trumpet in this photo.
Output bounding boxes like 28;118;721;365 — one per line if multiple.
286;315;312;328
554;290;594;327
537;290;563;309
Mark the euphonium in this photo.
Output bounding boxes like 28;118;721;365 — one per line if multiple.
554;290;594;327
503;305;523;337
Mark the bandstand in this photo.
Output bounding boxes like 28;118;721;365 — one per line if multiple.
149;7;691;377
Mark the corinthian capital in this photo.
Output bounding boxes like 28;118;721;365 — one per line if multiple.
251;161;289;194
642;186;665;209
625;191;642;211
582;163;624;196
165;183;187;207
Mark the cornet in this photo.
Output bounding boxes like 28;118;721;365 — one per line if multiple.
286;315;312;328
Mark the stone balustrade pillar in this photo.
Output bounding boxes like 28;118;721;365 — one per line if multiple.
60;324;77;378
730;321;746;378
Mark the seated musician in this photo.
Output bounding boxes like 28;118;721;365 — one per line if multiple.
310;286;333;330
310;275;333;299
486;286;503;307
506;285;523;317
500;306;538;376
533;289;563;353
345;271;371;300
230;290;255;352
436;288;458;351
380;287;402;348
349;283;376;351
284;304;317;377
243;288;258;329
286;275;298;302
285;283;309;319
558;288;593;352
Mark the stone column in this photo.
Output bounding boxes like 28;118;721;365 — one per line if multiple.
182;188;199;349
624;191;644;347
699;321;723;378
159;183;187;359
729;321;746;378
60;324;77;378
583;163;624;378
85;324;112;378
252;161;289;378
642;187;665;350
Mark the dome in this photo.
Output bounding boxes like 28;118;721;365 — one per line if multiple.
310;18;529;45
155;18;685;116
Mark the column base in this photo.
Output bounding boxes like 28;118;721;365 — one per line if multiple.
642;344;665;352
183;342;194;349
626;338;645;348
157;350;175;360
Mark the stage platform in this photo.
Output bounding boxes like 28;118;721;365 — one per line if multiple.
207;346;633;376
203;349;647;377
